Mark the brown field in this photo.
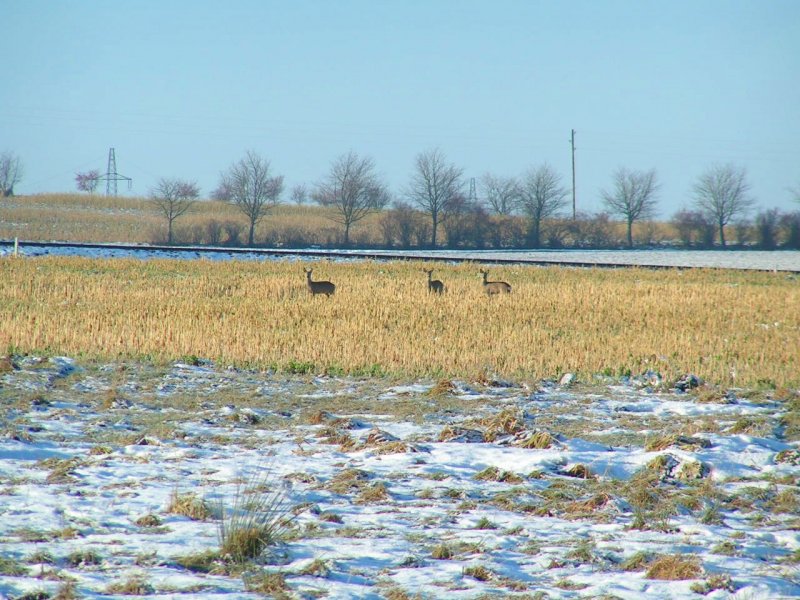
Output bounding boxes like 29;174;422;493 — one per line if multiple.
0;193;675;247
0;193;370;246
1;256;798;387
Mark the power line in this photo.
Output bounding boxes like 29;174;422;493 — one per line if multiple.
96;148;132;196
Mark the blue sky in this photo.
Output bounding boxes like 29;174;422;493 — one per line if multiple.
2;0;799;216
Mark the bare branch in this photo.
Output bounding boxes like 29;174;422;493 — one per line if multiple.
518;164;569;248
692;164;753;247
290;184;308;205
149;177;200;244
601;167;660;247
314;152;388;246
0;151;23;197
405;148;464;247
481;173;521;215
219;151;284;246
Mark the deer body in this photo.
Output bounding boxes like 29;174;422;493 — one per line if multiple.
304;268;336;296
480;269;511;295
424;268;445;294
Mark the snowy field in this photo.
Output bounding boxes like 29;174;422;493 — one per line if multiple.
2;241;800;272
1;356;798;599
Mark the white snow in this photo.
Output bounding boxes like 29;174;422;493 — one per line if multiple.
1;356;798;598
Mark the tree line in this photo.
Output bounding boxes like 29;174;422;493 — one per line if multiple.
2;148;800;249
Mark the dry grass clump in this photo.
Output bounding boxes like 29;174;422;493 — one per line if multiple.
644;433;711;452
478;408;525;441
473;466;524;484
370;441;413;455
645;554;703;580
563;464;595;479
780;396;800;441
325;468;371;494
0;355;17;373
0;556;28;576
690;574;736;594
562;493;612;519
243;570;291;596
438;425;484;443
66;549;102;567
356;482;390;504
167;490;213;521
174;549;224;574
105;574;155;595
462;564;494;581
515;429;557;449
134;514;162;528
2;257;799;387
767;488;799;514
217;473;295;564
621;550;655;572
315;426;355;449
428;379;457;397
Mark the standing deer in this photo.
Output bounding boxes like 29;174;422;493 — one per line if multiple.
304;268;336;296
423;268;445;294
480;269;511;295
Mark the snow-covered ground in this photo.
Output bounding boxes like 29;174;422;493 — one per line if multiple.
2;241;800;271
1;357;798;599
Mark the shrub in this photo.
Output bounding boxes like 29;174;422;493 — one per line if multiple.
167;490;212;521
645;554;703;580
217;469;295;564
106;574;155;595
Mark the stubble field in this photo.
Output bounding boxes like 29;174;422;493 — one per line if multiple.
1;256;799;388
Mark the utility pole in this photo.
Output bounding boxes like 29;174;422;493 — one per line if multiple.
97;148;132;196
570;129;576;219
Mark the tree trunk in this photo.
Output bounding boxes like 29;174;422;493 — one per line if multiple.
431;214;438;248
248;220;256;247
343;222;351;246
528;219;541;248
719;220;726;247
168;219;174;245
627;218;634;248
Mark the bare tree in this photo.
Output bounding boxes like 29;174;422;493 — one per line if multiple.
313;152;388;246
149;178;200;245
518;164;569;248
481;173;520;215
601;167;660;248
692;164;753;247
218;151;284;246
291;184;308;205
0;151;23;197
405;148;463;247
76;170;101;194
790;184;800;205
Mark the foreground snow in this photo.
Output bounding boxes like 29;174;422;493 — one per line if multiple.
1;357;798;599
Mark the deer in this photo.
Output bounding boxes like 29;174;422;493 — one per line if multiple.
304;268;336;296
480;269;511;295
423;268;445;294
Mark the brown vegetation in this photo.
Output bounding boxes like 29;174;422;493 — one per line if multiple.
1;257;798;386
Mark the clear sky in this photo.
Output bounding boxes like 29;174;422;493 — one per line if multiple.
2;0;799;216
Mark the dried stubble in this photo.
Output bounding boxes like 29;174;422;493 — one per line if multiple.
1;256;798;387
0;193;378;245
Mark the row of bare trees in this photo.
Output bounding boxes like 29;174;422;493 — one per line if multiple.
1;145;793;249
148;150;798;249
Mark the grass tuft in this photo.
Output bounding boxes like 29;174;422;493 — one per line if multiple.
217;469;295;564
167;490;213;521
645;554;703;580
